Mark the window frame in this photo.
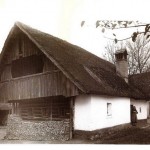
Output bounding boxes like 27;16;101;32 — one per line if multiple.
107;103;112;116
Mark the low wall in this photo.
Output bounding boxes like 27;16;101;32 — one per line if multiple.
6;115;70;141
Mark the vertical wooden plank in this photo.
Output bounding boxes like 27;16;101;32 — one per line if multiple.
16;103;19;115
12;103;15;114
43;74;46;97
51;73;54;96
32;76;36;98
61;74;66;96
45;74;49;97
21;79;24;99
57;71;61;95
10;81;12;101
15;103;16;114
47;73;50;96
41;74;44;98
20;79;23;99
36;76;39;98
14;81;16;100
51;98;53;121
26;79;28;99
15;103;17;115
53;72;56;96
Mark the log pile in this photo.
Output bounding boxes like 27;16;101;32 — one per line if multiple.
6;115;70;141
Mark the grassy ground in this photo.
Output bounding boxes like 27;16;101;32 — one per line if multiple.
95;127;150;144
94;121;150;144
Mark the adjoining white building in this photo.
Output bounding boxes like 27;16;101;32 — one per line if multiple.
74;49;149;132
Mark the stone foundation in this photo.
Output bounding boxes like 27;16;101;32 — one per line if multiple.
6;115;70;141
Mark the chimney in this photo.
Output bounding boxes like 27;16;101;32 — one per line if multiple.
115;49;128;83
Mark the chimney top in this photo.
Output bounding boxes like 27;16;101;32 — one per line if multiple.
115;49;128;54
115;49;128;61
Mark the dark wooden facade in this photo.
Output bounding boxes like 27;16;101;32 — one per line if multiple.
0;27;78;121
11;97;70;121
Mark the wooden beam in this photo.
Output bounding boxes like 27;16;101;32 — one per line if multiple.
69;97;74;139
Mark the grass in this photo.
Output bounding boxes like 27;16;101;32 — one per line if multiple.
95;127;150;144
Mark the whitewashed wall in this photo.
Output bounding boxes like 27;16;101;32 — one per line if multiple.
131;99;148;120
74;95;92;131
74;95;131;131
90;95;130;130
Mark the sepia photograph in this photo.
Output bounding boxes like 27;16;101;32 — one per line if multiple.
0;0;150;148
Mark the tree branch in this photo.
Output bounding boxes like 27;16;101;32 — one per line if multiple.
104;24;148;30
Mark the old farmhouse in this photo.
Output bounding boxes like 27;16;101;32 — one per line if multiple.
0;22;149;140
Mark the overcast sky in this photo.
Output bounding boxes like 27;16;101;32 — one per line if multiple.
0;0;150;58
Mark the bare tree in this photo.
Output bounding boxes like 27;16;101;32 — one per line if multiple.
103;41;125;64
103;42;116;64
103;34;150;75
126;34;150;74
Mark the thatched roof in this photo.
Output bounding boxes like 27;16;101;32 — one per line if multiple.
0;22;147;99
129;72;150;99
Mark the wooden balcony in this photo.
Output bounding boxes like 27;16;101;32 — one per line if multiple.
0;70;79;102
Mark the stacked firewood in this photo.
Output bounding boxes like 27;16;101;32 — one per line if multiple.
6;115;70;141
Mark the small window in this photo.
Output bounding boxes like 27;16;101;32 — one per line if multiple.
139;107;142;113
107;103;112;116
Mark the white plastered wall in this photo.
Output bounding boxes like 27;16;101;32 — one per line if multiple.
74;95;92;131
74;94;131;131
131;99;148;120
90;95;130;130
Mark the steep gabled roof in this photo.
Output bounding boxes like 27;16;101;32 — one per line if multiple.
129;72;150;99
0;22;145;99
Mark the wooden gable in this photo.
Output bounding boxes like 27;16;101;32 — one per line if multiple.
0;26;79;102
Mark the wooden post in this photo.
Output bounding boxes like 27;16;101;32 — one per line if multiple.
50;99;53;120
12;103;15;114
16;103;19;115
15;102;17;115
70;97;74;139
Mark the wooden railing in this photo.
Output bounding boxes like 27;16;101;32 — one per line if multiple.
0;71;79;102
